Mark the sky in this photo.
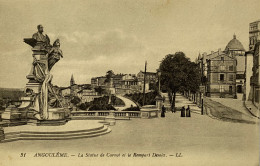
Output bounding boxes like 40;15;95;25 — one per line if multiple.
0;0;259;88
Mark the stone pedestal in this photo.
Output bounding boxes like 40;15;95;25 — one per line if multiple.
155;95;163;111
105;110;116;126
1;105;21;121
140;105;159;119
48;108;66;120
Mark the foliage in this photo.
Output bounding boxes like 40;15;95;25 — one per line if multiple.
70;96;81;105
159;52;201;111
104;70;115;84
94;86;106;95
111;95;125;106
89;104;115;111
77;95;121;111
124;91;158;106
122;106;140;111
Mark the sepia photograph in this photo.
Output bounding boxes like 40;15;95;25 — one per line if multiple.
0;0;259;165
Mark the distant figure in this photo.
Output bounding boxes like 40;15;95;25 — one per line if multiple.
181;106;185;117
161;105;166;117
186;105;191;117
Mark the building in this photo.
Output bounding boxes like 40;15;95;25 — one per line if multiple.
249;20;260;50
112;74;125;89
249;41;260;105
60;87;70;97
120;74;139;93
78;89;101;103
224;34;246;94
137;71;157;83
245;20;260;104
206;50;237;98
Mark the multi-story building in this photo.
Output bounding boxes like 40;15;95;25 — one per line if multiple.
224;34;246;94
112;74;125;89
245;20;260;104
78;89;101;103
249;20;260;50
137;71;157;83
249;41;260;106
206;50;237;98
121;74;138;89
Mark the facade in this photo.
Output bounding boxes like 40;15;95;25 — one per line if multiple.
91;76;106;87
249;20;260;50
245;20;260;105
80;89;101;103
137;71;157;83
121;74;138;91
91;77;98;87
112;74;125;89
60;87;70;97
224;34;246;94
91;71;157;95
250;42;260;106
206;50;237;98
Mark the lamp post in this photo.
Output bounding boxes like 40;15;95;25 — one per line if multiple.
157;69;161;94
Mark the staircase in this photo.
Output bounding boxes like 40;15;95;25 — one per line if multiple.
1;123;111;143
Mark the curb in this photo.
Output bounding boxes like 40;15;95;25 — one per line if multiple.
243;101;260;119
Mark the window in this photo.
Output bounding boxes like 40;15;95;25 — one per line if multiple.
229;74;233;81
220;74;224;81
220;65;225;71
221;57;224;61
220;85;224;92
229;65;233;71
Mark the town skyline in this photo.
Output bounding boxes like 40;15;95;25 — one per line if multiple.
0;0;260;88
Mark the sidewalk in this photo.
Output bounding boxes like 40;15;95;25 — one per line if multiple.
175;94;201;114
244;101;260;118
204;98;258;124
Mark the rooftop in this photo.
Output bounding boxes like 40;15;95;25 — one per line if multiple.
225;34;245;52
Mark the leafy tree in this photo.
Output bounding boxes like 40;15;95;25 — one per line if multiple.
94;86;106;95
159;52;200;111
104;70;114;85
70;96;81;105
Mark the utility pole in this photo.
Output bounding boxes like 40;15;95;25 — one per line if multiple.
143;61;147;106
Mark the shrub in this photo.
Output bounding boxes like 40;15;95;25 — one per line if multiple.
122;106;140;111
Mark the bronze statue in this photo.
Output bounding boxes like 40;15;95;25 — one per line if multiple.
48;39;63;71
23;25;64;120
32;24;51;49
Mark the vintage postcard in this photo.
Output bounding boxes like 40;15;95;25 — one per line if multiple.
0;0;259;166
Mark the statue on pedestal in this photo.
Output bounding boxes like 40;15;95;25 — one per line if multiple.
22;25;65;121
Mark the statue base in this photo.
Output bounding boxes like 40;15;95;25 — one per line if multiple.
105;111;116;126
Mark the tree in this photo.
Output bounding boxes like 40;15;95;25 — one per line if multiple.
70;96;81;105
104;70;114;85
94;86;105;95
159;52;200;111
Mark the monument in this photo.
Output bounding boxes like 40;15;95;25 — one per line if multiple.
2;25;67;125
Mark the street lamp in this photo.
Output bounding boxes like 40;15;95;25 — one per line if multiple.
157;69;161;94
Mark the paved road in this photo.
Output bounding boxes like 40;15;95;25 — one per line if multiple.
1;95;259;166
114;95;137;111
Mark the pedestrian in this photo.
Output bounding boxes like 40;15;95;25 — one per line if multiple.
181;106;185;117
186;105;191;117
161;105;166;117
